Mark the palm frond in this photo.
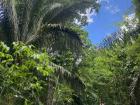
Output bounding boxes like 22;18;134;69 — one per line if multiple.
0;0;98;45
43;0;99;24
25;0;64;42
31;24;83;53
15;0;33;41
50;62;85;91
1;0;19;42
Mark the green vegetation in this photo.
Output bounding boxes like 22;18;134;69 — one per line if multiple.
0;0;140;105
0;42;52;104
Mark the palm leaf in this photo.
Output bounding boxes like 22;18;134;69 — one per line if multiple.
30;24;83;53
1;0;19;42
50;62;85;91
0;0;98;48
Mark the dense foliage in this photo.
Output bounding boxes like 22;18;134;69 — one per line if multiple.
0;42;52;104
0;0;140;105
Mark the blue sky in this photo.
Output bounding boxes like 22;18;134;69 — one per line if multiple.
85;0;133;45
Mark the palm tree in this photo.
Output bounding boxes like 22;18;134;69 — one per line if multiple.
0;0;99;104
0;0;98;51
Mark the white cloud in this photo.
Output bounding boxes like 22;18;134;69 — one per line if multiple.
74;19;81;25
80;8;97;23
96;0;109;4
74;8;97;25
105;5;120;14
97;0;120;15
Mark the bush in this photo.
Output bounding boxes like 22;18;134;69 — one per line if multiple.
0;42;53;105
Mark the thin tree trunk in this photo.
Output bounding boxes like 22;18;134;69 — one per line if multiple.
45;77;56;105
99;97;105;105
131;74;140;105
134;77;140;105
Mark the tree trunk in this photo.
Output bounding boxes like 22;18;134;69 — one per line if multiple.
134;76;140;105
131;74;140;105
45;77;56;105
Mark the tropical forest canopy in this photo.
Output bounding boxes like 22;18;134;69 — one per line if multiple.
0;0;140;105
